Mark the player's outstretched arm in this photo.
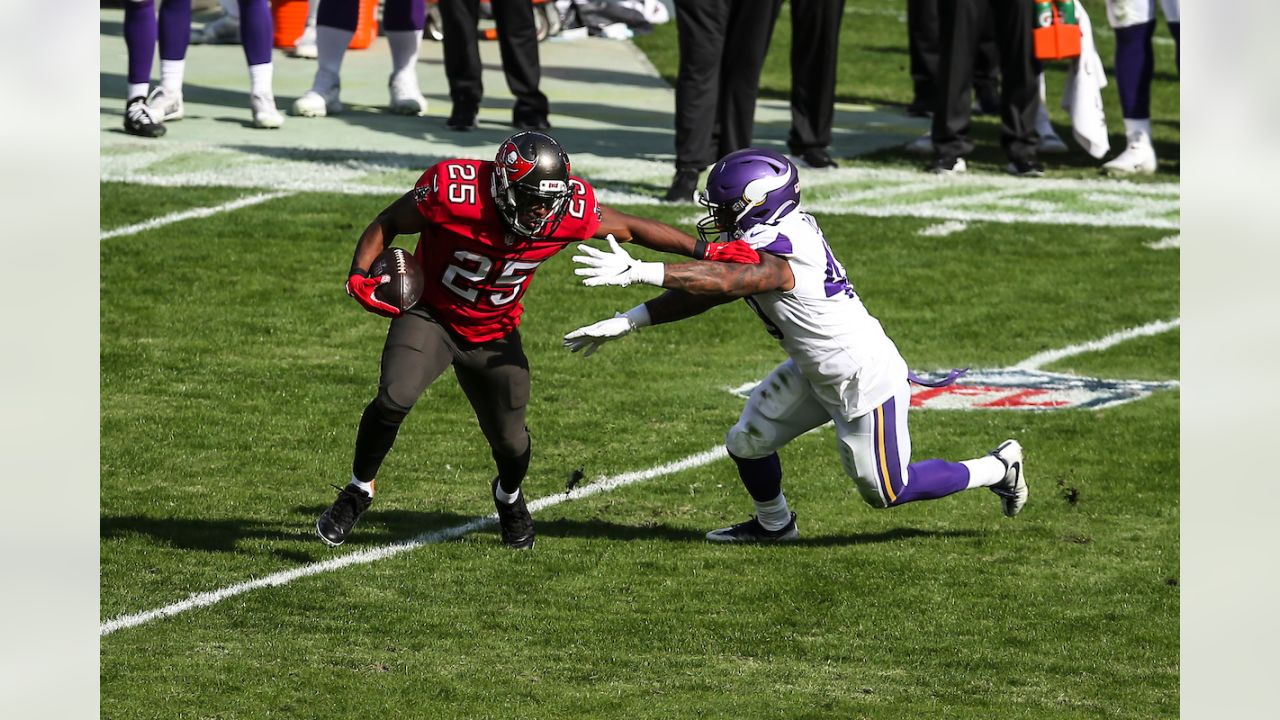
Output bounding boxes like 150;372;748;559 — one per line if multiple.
572;237;793;297
563;290;732;357
595;206;759;264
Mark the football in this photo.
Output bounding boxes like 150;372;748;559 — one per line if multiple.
369;246;424;312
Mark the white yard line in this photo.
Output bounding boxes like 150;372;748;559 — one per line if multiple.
99;191;294;240
101;319;1182;636
1147;235;1181;250
1014;318;1181;370
918;221;969;237
100;446;728;636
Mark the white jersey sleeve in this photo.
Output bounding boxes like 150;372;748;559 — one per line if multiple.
738;212;908;420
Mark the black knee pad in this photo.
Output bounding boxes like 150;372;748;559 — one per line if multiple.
371;386;415;426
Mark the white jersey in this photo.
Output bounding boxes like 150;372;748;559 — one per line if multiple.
738;210;908;421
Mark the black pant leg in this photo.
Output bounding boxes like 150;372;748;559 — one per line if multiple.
673;0;729;170
352;309;457;482
931;0;980;160
438;0;483;114
491;0;549;123
973;3;1001;100
788;0;844;153
990;0;1039;161
453;329;533;489
718;0;783;159
907;0;940;106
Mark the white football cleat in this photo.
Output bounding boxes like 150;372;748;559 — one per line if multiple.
1038;132;1069;155
388;74;428;116
289;24;318;59
145;86;184;122
190;14;240;45
989;440;1028;518
250;91;284;129
905;132;934;155
291;85;342;117
1102;131;1158;175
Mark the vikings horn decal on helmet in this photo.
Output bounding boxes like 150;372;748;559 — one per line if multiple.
696;148;801;242
492;131;573;239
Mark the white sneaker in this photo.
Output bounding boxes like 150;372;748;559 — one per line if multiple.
190;14;240;45
291;86;342;117
928;156;967;175
289;24;317;59
1102;131;1157;175
388;74;428;116
1038;132;1069;155
989;440;1028;518
145;86;184;122
905;132;934;155
250;91;285;129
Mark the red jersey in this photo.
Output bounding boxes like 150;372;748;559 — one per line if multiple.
409;159;601;343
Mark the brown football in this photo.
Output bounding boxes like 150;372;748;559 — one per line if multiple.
369;247;425;312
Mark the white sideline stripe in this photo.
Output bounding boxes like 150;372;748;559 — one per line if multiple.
99;191;293;240
1014;318;1181;370
99;445;729;636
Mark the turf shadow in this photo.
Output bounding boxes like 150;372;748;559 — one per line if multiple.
101;514;316;552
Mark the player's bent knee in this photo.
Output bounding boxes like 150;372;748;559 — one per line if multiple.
725;421;777;460
372;386;416;424
836;439;889;508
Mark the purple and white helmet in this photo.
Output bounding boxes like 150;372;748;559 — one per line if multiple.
696;148;801;242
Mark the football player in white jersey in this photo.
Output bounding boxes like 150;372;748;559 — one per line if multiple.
1102;0;1180;174
564;148;1027;541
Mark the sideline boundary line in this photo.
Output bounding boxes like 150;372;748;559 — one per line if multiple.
100;191;294;240
1015;318;1180;370
100;446;728;636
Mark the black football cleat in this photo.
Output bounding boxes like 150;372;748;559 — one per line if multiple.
316;483;373;547
492;477;535;549
124;96;165;138
663;168;700;203
705;512;799;543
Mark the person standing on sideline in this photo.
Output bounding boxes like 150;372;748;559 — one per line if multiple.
291;0;429;117
788;0;843;169
664;0;784;202
566;149;1028;541
123;0;283;137
929;0;1042;176
437;0;551;131
1101;0;1179;174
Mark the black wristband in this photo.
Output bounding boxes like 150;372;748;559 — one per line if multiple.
692;239;707;260
349;266;369;278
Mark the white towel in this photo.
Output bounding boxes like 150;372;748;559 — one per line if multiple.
1061;4;1111;159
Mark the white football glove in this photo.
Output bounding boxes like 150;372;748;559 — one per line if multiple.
563;306;651;358
572;235;665;288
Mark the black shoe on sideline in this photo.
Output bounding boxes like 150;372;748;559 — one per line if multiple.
446;111;478;131
797;148;839;169
705;513;799;543
316;483;373;547
512;116;551;131
124;96;166;138
663;168;700;203
905;99;933;118
492;477;535;549
1005;158;1045;178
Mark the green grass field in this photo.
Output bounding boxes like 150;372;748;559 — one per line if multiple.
101;2;1179;716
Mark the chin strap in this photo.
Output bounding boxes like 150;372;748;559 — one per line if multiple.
907;368;969;388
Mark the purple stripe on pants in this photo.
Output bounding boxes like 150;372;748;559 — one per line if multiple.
875;395;970;506
239;0;274;66
124;0;158;85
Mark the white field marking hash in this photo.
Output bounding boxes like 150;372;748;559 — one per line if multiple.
1147;235;1180;250
918;220;969;237
100;445;728;636
100;191;294;240
1014;318;1180;370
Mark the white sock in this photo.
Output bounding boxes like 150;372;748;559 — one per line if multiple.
248;62;274;97
961;456;1006;489
160;59;185;94
128;83;149;100
350;475;375;497
386;30;422;83
307;0;319;25
314;25;354;93
1122;118;1153;142
754;492;791;531
494;482;520;505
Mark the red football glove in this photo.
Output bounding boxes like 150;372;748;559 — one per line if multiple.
697;238;760;264
346;272;400;318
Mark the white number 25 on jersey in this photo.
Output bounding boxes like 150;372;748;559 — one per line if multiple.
441;250;541;306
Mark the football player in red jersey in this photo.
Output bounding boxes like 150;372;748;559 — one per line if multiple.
318;131;759;549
